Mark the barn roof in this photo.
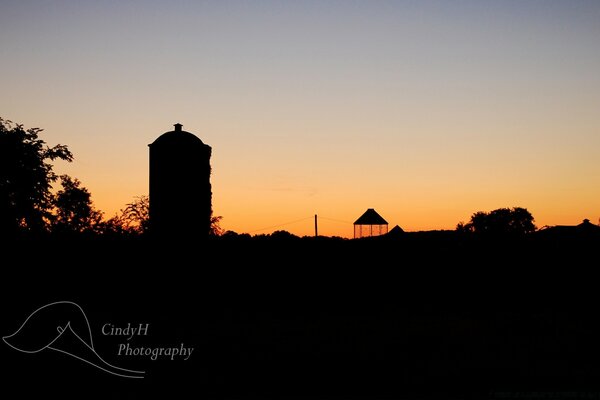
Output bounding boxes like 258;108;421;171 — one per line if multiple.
354;208;388;225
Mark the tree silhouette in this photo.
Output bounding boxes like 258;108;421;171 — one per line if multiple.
0;118;73;235
98;195;150;236
52;175;102;234
210;215;224;236
458;207;536;235
122;195;150;234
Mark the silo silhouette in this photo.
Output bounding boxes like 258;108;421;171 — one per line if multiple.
149;123;212;238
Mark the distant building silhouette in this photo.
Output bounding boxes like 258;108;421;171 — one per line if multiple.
387;225;405;237
537;218;600;238
148;123;212;238
354;208;388;238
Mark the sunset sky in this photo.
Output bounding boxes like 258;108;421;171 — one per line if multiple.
2;1;599;237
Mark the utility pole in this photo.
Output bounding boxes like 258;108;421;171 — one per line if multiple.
314;214;318;237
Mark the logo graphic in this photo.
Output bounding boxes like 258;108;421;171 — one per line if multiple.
3;301;145;378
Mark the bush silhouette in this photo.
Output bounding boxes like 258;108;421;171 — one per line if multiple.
457;207;536;236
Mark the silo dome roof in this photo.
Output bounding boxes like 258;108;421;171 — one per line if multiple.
150;123;205;146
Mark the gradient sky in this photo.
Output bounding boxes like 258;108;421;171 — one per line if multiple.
2;0;599;237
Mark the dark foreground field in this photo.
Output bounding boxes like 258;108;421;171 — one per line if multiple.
2;232;600;399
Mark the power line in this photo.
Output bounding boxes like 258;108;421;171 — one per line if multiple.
247;216;314;233
247;214;353;234
318;216;353;225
